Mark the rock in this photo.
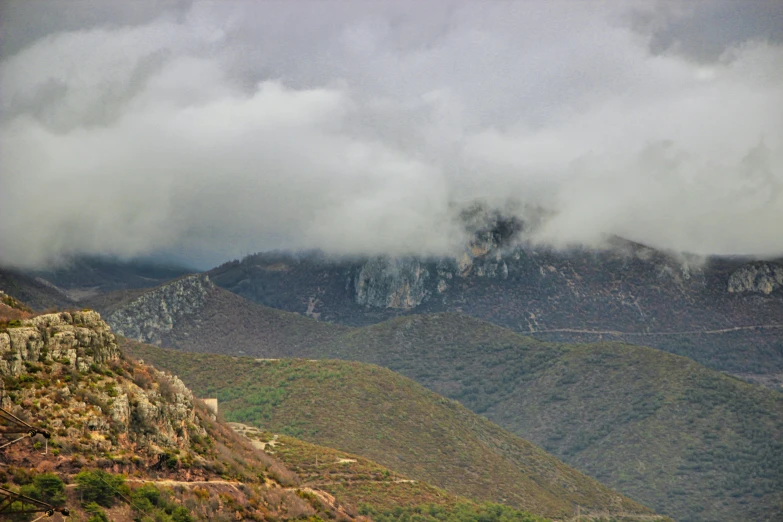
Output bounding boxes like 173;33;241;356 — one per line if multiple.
106;274;212;344
728;262;783;295
0;312;119;377
111;393;131;425
355;257;430;309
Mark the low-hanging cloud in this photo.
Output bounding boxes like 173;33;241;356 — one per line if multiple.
1;0;782;269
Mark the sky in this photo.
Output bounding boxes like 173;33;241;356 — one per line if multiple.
1;0;782;269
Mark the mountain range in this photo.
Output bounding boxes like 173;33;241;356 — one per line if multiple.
105;280;782;522
2;224;782;521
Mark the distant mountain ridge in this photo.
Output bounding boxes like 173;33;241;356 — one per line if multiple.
0;267;75;310
207;233;783;379
30;256;194;301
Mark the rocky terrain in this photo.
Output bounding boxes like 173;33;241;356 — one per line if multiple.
87;274;347;354
0;311;375;520
728;261;783;295
105;275;214;346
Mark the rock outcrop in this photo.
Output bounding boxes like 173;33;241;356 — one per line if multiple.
0;310;119;376
728;262;783;295
107;274;213;344
0;311;203;455
355;257;430;309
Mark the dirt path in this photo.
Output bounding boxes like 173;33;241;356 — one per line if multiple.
530;324;783;336
125;478;242;487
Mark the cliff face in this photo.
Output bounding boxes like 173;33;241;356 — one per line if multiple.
0;311;203;458
355;257;430;309
107;274;213;345
728;262;783;295
352;229;512;309
1;310;119;376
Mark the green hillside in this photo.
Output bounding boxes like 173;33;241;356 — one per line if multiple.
125;342;658;520
323;314;783;522
230;423;554;522
128;310;782;522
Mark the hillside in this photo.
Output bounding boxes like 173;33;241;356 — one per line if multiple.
0;268;74;311
85;274;347;352
229;423;558;522
1;307;588;522
29;256;194;301
124;344;662;520
120;301;782;522
0;310;369;521
206;235;783;382
320;314;783;522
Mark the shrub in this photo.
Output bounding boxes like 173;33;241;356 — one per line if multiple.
20;472;66;506
171;506;195;522
75;470;129;507
131;483;162;512
84;502;110;522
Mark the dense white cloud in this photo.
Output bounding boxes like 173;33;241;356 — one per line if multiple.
1;1;781;268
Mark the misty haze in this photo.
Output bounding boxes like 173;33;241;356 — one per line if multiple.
0;2;781;522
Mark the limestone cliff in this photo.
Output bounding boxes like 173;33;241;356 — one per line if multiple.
353;232;511;309
0;311;204;457
1;310;119;375
355;257;430;309
728;262;783;295
107;274;213;345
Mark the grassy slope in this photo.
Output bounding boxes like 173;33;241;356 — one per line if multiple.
125;342;656;520
231;423;554;521
494;342;783;522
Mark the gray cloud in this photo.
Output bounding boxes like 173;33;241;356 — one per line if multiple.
629;0;783;63
1;0;782;268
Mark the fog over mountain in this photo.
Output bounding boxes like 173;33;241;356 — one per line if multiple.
1;0;782;268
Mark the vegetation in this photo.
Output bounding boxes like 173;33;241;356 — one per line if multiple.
126;312;783;522
358;502;549;522
75;469;129;507
0;311;363;521
234;424;562;520
18;472;67;507
123;344;657;520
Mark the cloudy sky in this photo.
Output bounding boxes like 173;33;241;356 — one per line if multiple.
1;0;782;268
